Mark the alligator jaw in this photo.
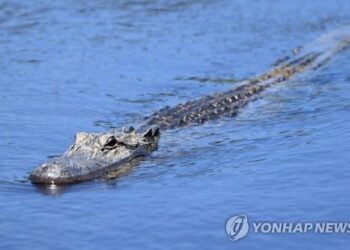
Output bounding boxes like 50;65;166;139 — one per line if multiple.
29;127;160;184
29;155;142;184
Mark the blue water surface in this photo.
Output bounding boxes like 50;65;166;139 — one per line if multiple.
1;0;350;249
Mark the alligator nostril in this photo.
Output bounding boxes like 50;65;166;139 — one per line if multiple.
45;165;62;179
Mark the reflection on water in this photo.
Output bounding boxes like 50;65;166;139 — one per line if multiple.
1;0;350;249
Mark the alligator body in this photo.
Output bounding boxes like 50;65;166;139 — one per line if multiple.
30;26;350;184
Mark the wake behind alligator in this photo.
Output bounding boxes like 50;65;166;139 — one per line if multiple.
30;26;350;184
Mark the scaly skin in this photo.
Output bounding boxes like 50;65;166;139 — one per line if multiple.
30;26;350;184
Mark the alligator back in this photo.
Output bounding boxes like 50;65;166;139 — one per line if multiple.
145;26;350;130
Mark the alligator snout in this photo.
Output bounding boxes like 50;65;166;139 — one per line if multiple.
29;161;71;184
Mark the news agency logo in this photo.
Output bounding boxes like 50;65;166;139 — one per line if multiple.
225;215;249;241
226;214;350;242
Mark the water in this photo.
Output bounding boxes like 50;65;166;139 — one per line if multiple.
1;0;350;249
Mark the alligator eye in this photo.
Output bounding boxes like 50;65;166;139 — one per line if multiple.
102;135;139;151
103;136;118;150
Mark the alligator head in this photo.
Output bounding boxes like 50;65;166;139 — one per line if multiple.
29;126;160;184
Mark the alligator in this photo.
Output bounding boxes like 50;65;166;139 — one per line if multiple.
29;26;350;184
